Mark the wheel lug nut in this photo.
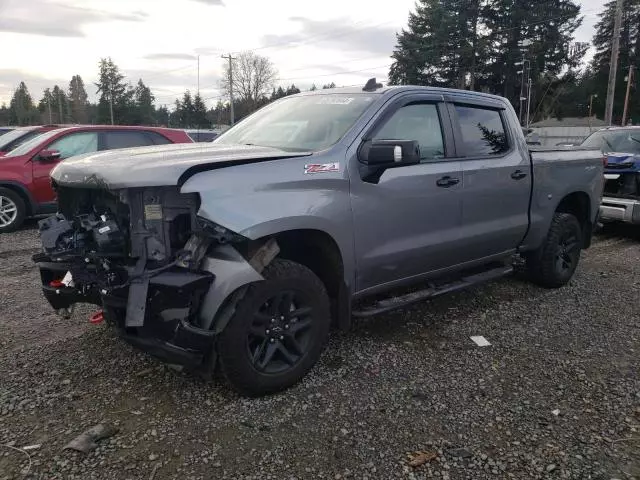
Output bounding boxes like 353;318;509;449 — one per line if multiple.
284;324;289;329
280;316;285;320
265;329;270;334
271;318;275;323
279;335;284;340
270;338;275;343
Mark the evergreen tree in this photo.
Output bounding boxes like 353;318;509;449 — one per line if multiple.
285;84;301;95
9;82;38;125
68;75;89;124
389;0;483;88
51;85;69;123
0;103;10;125
590;0;640;123
134;79;155;125
193;94;209;128
95;57;128;124
38;88;55;123
322;82;337;89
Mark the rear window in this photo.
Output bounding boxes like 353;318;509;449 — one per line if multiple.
455;105;509;156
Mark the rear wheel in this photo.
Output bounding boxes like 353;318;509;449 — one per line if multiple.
527;212;582;288
0;188;26;233
217;259;330;397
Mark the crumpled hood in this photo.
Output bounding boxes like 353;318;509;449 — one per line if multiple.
50;143;311;189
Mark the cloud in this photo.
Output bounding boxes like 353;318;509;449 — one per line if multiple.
0;69;69;105
0;0;148;38
144;53;198;61
260;17;397;56
190;0;225;5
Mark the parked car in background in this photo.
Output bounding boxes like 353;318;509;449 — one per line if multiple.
183;129;218;142
579;127;640;225
33;83;603;396
0;125;64;155
0;127;15;136
0;125;193;232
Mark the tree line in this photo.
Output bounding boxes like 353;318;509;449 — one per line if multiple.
2;0;637;128
390;0;640;124
0;53;337;128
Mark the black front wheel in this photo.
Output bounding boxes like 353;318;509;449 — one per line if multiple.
527;212;583;288
217;259;331;396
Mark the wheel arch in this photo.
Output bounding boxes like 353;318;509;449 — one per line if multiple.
0;181;35;216
554;191;592;248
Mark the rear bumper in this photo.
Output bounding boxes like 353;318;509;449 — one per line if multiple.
599;196;640;224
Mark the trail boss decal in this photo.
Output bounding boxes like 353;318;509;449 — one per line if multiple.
304;162;340;174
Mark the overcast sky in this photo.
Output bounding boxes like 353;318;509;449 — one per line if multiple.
0;0;605;108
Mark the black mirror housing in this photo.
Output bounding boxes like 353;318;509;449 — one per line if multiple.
38;149;61;162
360;140;420;166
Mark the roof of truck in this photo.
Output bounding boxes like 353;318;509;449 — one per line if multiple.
296;83;509;103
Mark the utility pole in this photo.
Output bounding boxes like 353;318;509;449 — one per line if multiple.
622;65;634;126
526;77;532;129
46;95;52;124
109;85;114;125
197;55;200;96
221;54;236;125
605;0;624;125
588;93;598;131
57;92;63;124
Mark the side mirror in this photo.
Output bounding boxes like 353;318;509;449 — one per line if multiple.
359;139;420;166
38;149;61;162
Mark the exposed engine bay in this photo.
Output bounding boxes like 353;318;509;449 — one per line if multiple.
33;184;275;368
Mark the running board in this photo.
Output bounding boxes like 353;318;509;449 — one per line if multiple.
352;266;513;318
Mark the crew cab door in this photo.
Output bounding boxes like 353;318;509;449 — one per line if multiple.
349;94;463;292
448;98;531;262
31;131;99;204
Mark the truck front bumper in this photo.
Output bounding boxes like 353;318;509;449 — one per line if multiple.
599;196;640;224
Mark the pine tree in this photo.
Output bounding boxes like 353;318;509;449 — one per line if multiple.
38;88;55;123
95;57;128;124
134;79;155;125
193;94;209;128
68;75;89;124
9;82;38;125
590;0;640;123
322;82;337;89
389;0;483;88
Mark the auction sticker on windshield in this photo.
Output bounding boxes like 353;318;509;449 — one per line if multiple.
314;97;355;105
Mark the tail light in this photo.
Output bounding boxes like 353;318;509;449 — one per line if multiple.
603;155;608;167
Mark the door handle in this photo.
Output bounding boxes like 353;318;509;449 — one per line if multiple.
436;176;460;187
511;170;528;180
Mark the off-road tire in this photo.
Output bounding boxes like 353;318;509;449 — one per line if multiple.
0;187;26;233
527;212;582;288
217;259;331;397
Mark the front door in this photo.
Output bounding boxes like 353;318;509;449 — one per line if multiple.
450;101;532;262
31;131;99;203
349;97;463;292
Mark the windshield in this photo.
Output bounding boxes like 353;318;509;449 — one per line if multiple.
214;93;378;151
4;129;61;157
580;129;640;154
0;128;38;152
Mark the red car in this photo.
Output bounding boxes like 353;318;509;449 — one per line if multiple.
0;125;193;232
0;125;63;155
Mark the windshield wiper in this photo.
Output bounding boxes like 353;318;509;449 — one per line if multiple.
629;136;640;146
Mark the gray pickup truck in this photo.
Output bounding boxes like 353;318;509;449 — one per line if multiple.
34;81;604;396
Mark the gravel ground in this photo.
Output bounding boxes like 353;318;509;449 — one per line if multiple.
0;222;639;480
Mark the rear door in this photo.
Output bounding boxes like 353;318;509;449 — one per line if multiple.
350;94;464;292
448;98;531;262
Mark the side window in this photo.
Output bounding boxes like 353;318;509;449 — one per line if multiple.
373;103;445;161
145;131;172;145
47;132;98;159
455;105;508;156
103;131;156;150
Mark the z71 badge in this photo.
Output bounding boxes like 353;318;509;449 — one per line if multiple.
304;162;340;174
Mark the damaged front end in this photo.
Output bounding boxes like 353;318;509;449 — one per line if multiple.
34;183;274;369
601;153;640;224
